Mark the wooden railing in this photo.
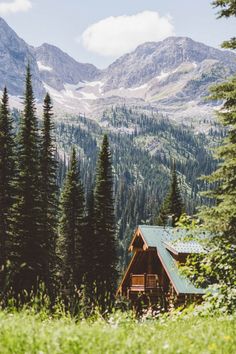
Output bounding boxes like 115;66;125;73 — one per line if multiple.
130;274;159;290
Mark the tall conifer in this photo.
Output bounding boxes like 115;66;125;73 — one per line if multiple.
59;148;85;292
156;162;183;227
182;0;236;312
0;88;15;289
200;76;236;245
40;93;58;295
11;66;43;295
94;135;118;308
83;188;96;304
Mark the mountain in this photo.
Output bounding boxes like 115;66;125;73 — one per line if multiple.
102;37;236;90
34;43;101;91
39;36;236;128
0;17;44;97
0;17;235;128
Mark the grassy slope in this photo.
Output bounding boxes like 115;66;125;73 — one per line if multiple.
0;311;235;354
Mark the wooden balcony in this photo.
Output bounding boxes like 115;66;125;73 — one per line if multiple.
128;273;162;296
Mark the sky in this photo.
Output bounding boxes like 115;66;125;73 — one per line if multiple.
0;0;235;68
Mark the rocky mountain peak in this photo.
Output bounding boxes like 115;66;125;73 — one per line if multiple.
0;17;44;98
102;36;236;91
34;43;101;91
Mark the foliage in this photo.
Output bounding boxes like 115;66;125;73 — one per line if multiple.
0;88;15;290
197;77;236;302
82;188;96;313
40;93;58;298
10;66;43;296
156;161;184;226
59;148;85;293
212;0;236;48
179;1;236;312
93;135;118;310
55;108;216;268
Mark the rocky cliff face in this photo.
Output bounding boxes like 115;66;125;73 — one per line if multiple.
34;43;101;91
102;37;236;91
0;17;44;98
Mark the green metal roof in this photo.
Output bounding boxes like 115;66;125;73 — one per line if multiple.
139;225;206;295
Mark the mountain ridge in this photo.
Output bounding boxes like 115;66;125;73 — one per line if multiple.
34;43;101;91
0;17;235;129
0;17;44;97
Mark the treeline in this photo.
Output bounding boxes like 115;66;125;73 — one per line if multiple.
0;67;118;312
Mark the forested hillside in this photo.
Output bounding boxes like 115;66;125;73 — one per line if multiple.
49;106;217;269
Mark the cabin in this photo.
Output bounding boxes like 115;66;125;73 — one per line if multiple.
117;225;207;309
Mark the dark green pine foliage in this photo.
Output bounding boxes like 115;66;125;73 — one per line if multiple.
182;0;236;313
81;188;97;313
156;162;183;227
0;88;15;289
11;66;43;295
156;202;168;227
94;135;118;308
212;0;236;49
59;148;85;292
84;188;96;283
200;76;236;240
194;76;236;312
40;93;58;296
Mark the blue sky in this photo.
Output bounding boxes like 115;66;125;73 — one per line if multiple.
1;0;235;68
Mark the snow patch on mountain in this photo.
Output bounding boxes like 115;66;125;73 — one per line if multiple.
37;61;53;72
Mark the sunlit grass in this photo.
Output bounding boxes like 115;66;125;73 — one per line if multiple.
0;310;235;353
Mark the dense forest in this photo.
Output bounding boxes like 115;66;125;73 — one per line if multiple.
11;102;220;271
53;106;218;268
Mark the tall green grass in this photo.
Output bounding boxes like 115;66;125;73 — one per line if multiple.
0;310;235;353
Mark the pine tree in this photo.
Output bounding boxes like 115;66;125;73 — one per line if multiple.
40;93;58;296
185;77;236;311
11;66;43;295
82;188;97;313
94;135;118;308
156;202;168;226
84;188;96;281
156;162;183;227
59;148;85;293
183;2;236;312
212;0;236;49
0;88;15;289
200;77;236;239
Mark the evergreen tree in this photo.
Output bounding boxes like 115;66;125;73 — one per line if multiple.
59;148;85;293
40;93;58;296
0;88;15;289
184;2;236;312
200;77;236;240
94;135;118;308
156;202;168;226
82;188;97;313
156;162;183;227
185;77;236;312
212;0;236;49
84;188;96;283
11;66;43;295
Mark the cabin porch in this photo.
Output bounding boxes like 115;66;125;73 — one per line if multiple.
120;249;170;304
128;273;163;296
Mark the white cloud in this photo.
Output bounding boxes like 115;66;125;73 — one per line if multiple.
0;0;32;15
81;11;175;57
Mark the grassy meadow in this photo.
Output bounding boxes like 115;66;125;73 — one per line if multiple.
0;310;235;354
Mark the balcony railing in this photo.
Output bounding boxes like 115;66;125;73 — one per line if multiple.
129;273;161;293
